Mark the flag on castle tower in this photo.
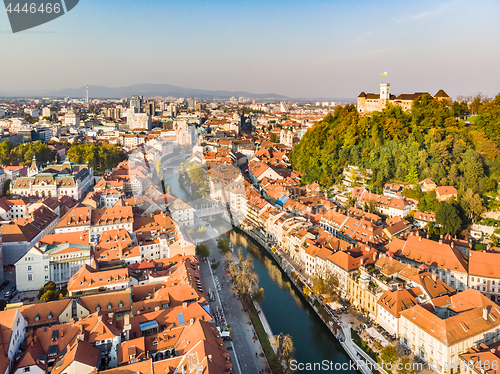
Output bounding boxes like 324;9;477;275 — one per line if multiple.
379;71;387;77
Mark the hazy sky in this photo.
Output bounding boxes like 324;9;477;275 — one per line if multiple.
0;0;499;99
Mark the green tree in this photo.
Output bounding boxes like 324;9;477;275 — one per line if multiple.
270;133;279;143
180;162;209;199
272;333;296;374
217;236;231;255
195;243;210;260
228;249;260;298
461;188;485;220
436;202;462;235
406;165;419;183
397;356;414;374
2;179;11;197
311;274;325;295
0;141;14;165
38;281;59;301
380;345;398;365
67;143;127;175
462;150;484;192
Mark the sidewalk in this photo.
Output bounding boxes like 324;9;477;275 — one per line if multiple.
200;236;270;374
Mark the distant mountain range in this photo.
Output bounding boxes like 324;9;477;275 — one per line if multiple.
0;83;289;100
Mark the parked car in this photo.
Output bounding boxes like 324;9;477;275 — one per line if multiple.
10;284;16;293
4;290;12;299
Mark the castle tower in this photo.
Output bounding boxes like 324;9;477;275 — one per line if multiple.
380;83;390;107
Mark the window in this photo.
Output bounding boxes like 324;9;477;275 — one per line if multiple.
28;265;32;271
28;274;33;281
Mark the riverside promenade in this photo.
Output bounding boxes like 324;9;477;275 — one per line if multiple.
236;221;380;374
199;235;271;374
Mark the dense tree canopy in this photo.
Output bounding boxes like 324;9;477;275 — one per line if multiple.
67;143;128;175
290;94;500;195
179;161;209;199
195;243;210;260
0;141;55;166
435;202;462;235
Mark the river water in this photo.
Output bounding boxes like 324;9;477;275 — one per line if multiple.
223;226;357;374
165;170;356;373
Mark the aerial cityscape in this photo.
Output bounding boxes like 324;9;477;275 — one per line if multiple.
1;1;500;374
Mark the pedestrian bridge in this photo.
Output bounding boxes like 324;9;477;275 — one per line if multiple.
195;203;228;218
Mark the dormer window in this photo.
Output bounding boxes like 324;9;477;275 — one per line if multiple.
118;301;123;308
96;304;101;311
48;312;53;319
107;302;112;309
35;314;40;321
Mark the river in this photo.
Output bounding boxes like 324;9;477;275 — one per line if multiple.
212;219;357;374
165;170;357;373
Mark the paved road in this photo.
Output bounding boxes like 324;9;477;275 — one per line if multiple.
199;237;269;374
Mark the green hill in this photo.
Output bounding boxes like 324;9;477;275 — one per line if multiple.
290;93;500;195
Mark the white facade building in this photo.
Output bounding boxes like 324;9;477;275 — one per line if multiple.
127;113;152;131
15;246;50;292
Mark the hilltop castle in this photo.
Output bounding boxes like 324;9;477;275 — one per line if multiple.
357;83;449;114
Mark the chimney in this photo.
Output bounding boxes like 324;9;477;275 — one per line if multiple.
373;252;377;261
439;240;442;245
431;273;437;282
418;236;422;242
483;307;489;321
451;242;454;248
124;313;130;326
183;302;188;309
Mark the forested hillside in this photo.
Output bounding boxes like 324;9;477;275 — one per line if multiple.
290;93;500;196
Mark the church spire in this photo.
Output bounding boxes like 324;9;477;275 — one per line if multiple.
29;155;39;177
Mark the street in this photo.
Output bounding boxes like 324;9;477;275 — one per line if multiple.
199;237;270;374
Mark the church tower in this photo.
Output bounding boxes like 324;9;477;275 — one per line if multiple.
380;83;390;107
28;155;39;177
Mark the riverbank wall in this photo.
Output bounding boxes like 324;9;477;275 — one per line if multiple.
232;221;345;343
